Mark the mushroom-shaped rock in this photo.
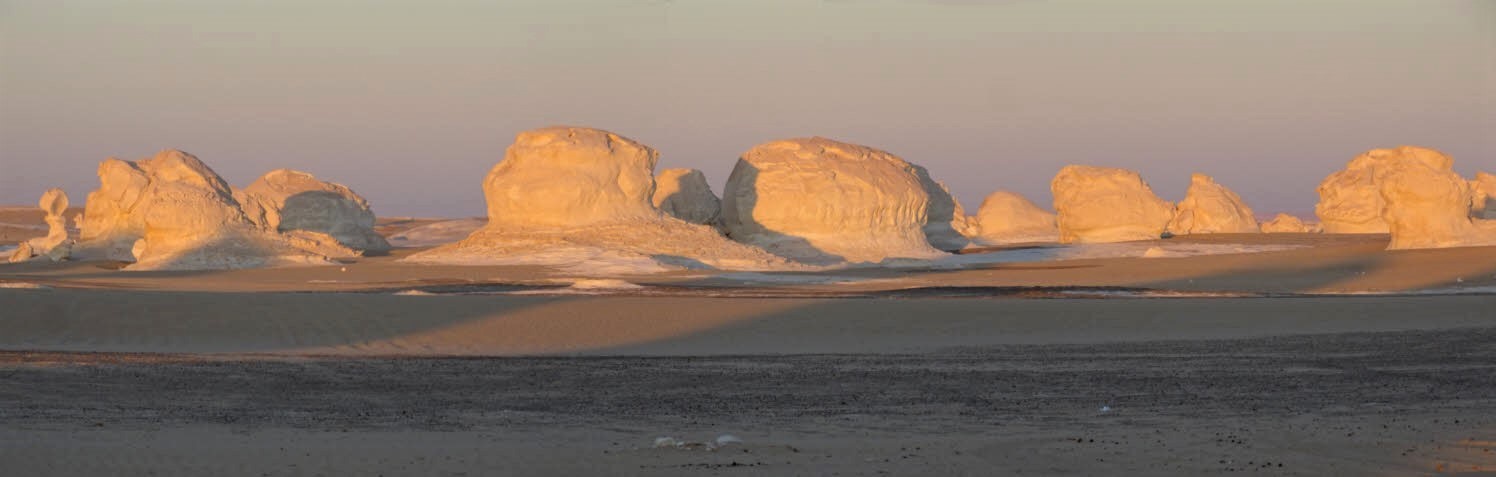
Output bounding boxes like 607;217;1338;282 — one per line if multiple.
1377;150;1496;250
406;127;792;272
720;137;946;263
76;150;344;270
1051;166;1174;243
652;168;721;225
971;191;1058;244
1471;172;1495;219
1167;174;1259;234
7;188;73;262
236;169;390;253
1315;146;1452;234
917;173;972;251
1259;213;1321;233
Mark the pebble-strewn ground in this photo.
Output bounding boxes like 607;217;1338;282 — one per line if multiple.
3;327;1493;476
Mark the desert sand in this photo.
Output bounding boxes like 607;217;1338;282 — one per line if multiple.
3;206;1496;475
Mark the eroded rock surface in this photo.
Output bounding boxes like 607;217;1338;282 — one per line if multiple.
1051;165;1173;243
720;137;945;263
1167;174;1259;235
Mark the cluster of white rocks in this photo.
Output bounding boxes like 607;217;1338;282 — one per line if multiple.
12;149;390;270
9;132;1492;271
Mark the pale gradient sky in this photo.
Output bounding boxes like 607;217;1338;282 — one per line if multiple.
2;0;1493;217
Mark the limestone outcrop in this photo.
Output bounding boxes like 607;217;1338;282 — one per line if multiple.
917;172;972;251
74;150;347;270
406;127;793;272
1471;172;1495;219
1167;174;1259;234
1051;165;1174;243
652;168;721;226
1259;214;1321;233
971;191;1058;244
7;188;72;262
1315;146;1451;234
1377;150;1496;250
236;169;390;253
720;137;946;263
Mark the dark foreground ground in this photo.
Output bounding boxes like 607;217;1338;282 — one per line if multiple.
3;327;1495;476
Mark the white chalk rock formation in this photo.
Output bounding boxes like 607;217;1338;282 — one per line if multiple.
236;169;390;253
76;150;344;270
917;173;972;251
1315;146;1452;234
1377;151;1496;250
1051;165;1174;243
720;137;946;263
8;188;73;262
652;168;721;225
1167;174;1260;234
971;191;1058;244
407;127;792;273
77;158;154;260
1259;214;1321;233
1471;172;1495;219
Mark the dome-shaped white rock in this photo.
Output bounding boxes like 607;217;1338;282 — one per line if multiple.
1315;146;1451;234
1259;214;1321;233
720;137;945;263
1377;150;1496;250
652;168;721;225
971;191;1058;244
1167;174;1259;234
236;169;391;253
1051;165;1173;243
484;127;661;228
406;127;792;272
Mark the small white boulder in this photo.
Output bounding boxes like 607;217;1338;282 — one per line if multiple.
971;190;1058;244
1259;214;1321;233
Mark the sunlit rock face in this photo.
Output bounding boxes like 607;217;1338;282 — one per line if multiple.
1051;165;1173;243
1167;174;1259;235
75;150;345;270
1471;172;1495;219
1259;213;1321;234
652;168;721;226
720;137;946;264
1315;146;1452;234
7;188;72;263
237;169;390;253
1377;150;1496;250
971;190;1058;244
76;158;156;260
406;127;791;272
483;126;663;229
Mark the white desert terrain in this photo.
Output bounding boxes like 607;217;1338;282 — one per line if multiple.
2;142;1495;476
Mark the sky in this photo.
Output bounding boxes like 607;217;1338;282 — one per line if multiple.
2;0;1493;217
